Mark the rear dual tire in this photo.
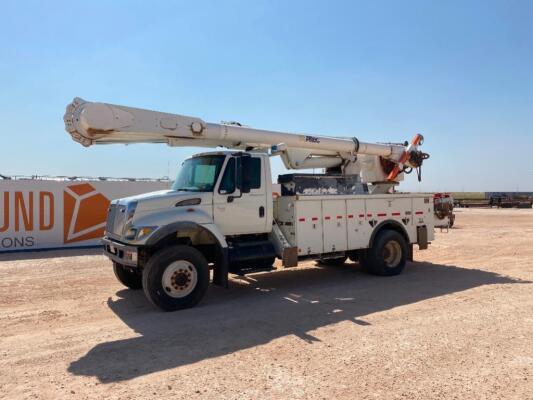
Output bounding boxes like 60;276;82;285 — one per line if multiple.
359;230;408;276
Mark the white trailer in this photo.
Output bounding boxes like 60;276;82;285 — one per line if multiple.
63;98;434;311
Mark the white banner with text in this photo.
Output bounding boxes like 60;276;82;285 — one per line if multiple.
0;180;168;252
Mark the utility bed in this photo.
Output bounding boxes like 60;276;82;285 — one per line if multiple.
274;193;435;257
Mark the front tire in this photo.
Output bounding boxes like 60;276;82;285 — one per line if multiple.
142;245;209;311
113;262;142;289
359;230;408;276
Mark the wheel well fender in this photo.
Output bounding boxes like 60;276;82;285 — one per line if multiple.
145;221;227;248
145;221;229;288
368;220;410;248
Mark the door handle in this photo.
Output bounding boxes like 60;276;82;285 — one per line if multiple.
259;206;265;218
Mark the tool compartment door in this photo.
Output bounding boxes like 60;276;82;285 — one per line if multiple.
322;199;347;252
366;197;417;243
390;197;416;242
346;199;370;249
295;200;323;256
412;196;435;241
365;198;391;224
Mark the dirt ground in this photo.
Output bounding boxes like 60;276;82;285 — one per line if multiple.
0;208;532;400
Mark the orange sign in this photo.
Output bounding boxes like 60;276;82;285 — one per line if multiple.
63;183;110;244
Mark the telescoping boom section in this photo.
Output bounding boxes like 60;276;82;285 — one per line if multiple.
64;98;428;183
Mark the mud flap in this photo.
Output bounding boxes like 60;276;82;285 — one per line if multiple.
417;226;428;250
407;243;414;261
282;246;299;268
213;247;229;288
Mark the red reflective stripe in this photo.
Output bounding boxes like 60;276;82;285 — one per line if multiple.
347;214;354;219
337;215;343;219
392;212;401;216
367;213;373;217
298;217;306;222
324;216;331;220
377;213;387;217
415;211;424;215
312;217;318;221
359;214;365;218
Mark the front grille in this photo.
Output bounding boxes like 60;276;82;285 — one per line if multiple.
105;204;117;233
106;204;126;236
113;205;127;236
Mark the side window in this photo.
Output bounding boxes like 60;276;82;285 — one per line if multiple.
219;158;236;194
242;157;261;189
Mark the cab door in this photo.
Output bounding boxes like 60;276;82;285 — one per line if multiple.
213;155;268;235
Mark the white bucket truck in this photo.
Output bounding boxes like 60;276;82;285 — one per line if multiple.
64;98;433;311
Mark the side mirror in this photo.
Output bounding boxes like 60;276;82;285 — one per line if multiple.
240;179;251;194
236;154;251;194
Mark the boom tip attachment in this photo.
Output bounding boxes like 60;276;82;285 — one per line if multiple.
63;97;94;147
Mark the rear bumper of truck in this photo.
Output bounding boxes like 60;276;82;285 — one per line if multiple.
102;237;138;267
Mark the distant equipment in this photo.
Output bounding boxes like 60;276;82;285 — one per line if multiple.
434;193;455;228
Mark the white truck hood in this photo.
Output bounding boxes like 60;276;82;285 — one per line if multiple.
116;190;212;212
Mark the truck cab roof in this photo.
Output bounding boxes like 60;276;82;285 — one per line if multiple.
191;150;269;158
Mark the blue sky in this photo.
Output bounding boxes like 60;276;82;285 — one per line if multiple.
1;0;532;192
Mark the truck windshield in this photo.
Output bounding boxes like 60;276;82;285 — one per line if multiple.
171;155;226;192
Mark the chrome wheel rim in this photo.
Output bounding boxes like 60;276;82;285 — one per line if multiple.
382;241;402;268
161;260;197;298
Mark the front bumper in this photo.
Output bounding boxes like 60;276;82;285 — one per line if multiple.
102;237;138;267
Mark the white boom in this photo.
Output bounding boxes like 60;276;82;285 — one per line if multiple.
64;98;427;182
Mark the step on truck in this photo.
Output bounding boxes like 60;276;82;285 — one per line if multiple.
64;98;434;311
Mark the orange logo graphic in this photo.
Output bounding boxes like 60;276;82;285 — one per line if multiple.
63;184;110;244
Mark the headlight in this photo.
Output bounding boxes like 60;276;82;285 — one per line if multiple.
124;228;137;240
137;226;156;240
124;226;156;241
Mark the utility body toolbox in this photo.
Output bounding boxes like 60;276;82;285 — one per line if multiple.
274;194;434;257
